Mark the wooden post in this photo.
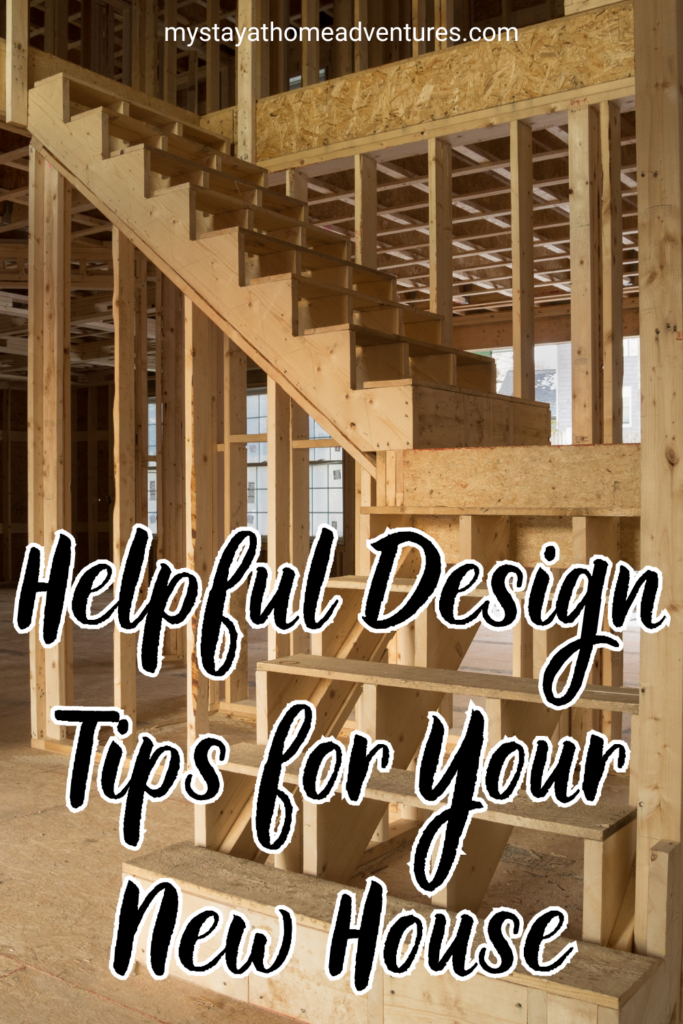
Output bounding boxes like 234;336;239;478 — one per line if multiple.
206;0;221;113
569;102;602;444
633;11;683;1012
112;228;137;740
601;100;624;444
185;300;219;750
159;276;185;661
354;154;377;269
270;0;288;95
290;400;310;656
132;0;146;93
428;137;453;347
454;0;471;37
301;0;320;87
267;377;291;659
510;120;535;400
223;336;249;703
237;0;262;163
1;392;11;582
412;0;426;56
434;0;453;49
28;146;46;741
163;0;177;104
134;253;148;529
87;386;98;564
333;0;353;77
353;0;368;71
144;0;157;97
42;160;73;739
6;0;28;128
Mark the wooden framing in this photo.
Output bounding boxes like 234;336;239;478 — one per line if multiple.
601;99;624;444
6;0;28;127
633;5;683;1019
569;101;602;444
510;120;535;400
16;5;683;1022
112;227;137;739
184;300;219;749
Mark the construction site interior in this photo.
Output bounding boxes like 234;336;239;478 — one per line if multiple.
0;0;681;1021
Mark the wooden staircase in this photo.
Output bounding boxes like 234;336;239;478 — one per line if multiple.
27;72;550;472
26;69;658;1021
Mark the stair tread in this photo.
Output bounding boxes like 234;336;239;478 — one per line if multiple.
221;742;635;841
250;271;405;312
241;229;390;282
107;110;227;159
304;323;493;362
123;144;303;211
127;842;661;1004
361;377;547;406
257;654;640;714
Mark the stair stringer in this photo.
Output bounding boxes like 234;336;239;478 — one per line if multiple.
28;73;442;474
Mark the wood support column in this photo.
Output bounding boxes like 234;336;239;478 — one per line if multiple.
333;0;353;77
237;0;263;163
454;0;471;36
301;0;320;87
633;7;683;1014
112;228;137;739
28;146;46;741
270;0;289;95
185;300;219;750
159;276;185;660
428;137;453;347
569;102;602;445
510;120;535;401
412;0;426;56
267;377;291;659
6;0;28;127
163;0;177;104
601;99;624;444
29;155;73;741
206;0;221;113
223;336;249;703
134;253;148;529
435;0;453;49
290;400;310;655
353;0;369;71
354;154;377;269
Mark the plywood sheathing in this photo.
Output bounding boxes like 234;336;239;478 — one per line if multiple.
393;444;640;516
224;2;635;163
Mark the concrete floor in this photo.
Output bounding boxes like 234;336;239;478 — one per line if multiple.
0;587;639;1022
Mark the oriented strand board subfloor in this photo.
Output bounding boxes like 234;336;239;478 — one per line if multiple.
0;588;638;1021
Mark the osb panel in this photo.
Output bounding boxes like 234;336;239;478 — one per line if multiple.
254;2;634;160
400;444;640;515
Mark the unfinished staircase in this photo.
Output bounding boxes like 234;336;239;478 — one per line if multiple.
28;72;549;472
26;70;662;1023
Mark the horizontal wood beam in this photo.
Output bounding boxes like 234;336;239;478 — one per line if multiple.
202;2;635;170
375;444;641;516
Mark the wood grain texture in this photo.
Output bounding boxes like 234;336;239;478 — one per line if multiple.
213;2;635;162
260;654;640;713
125;841;660;1010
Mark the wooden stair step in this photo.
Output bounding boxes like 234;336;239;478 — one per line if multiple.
106;110;226;162
126;144;303;213
219;742;635;842
241;229;391;285
125;841;661;1014
257;654;640;714
249;272;401;314
303;325;496;375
